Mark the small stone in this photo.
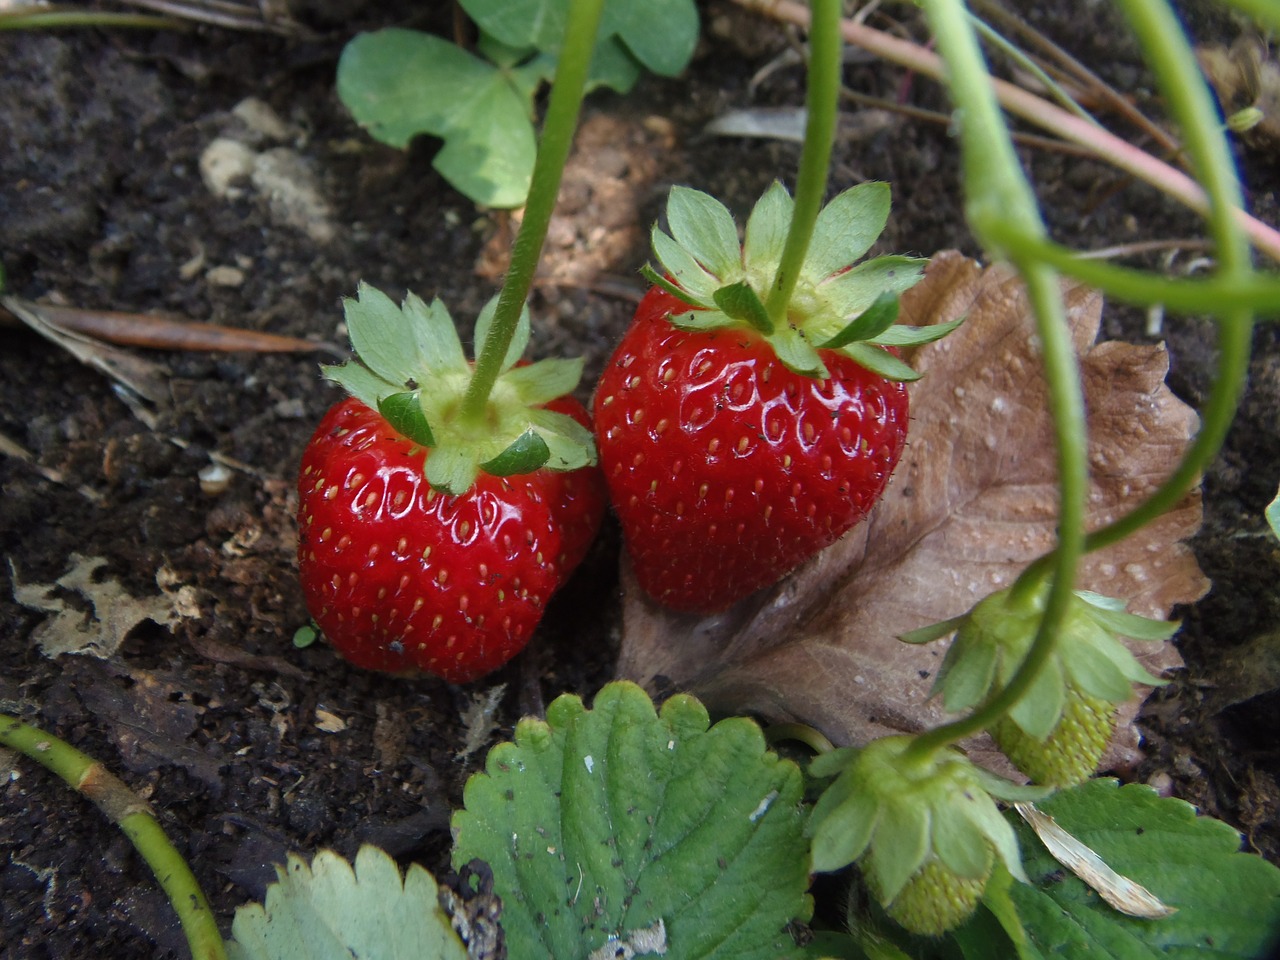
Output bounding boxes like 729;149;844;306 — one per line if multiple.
199;137;255;198
198;461;232;495
205;265;245;288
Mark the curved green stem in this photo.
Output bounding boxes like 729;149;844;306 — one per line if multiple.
1;714;228;960
764;722;837;756
904;0;1087;761
460;0;605;423
762;0;841;328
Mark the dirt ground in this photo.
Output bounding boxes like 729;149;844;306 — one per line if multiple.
1;1;1278;956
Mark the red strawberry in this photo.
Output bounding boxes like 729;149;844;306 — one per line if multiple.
595;287;908;612
592;182;951;613
297;285;604;681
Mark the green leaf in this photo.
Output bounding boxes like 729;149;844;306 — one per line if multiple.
802;182;891;282
452;681;813;960
337;29;534;207
840;342;921;382
462;0;564;52
666;186;743;278
480;429;551;475
713;281;774;333
343;281;421;386
473;296;531;373
377;391;435;448
1009;779;1280;959
606;0;699;76
226;846;467;960
744;181;795;280
819;292;899;349
586;34;643;93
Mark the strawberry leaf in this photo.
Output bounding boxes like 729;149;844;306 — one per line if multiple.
802;182;891;282
226;846;467;960
452;681;812;960
377;391;435;448
665;185;742;278
1007;780;1280;958
480;429;551;476
713;281;774;333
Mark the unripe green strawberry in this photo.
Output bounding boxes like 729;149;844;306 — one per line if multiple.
869;852;993;937
992;685;1115;787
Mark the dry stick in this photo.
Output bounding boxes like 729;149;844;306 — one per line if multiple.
0;714;228;960
735;0;1280;264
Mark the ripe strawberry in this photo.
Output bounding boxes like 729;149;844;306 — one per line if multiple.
595;287;909;612
593;182;953;613
297;285;604;681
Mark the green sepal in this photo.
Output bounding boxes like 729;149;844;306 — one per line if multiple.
818;256;928;321
810;782;882;873
935;632;999;712
528;408;597;470
818;291;899;349
867;800;933;903
743;181;793;280
501;356;585;406
344;281;423;386
639;262;712;308
480;429;550;475
840;342;922;382
871;315;966;347
377;391;435;448
322;360;400;413
667;308;738;333
967;767;1054;804
899;615;966;646
1062;638;1144;703
666;185;742;277
772;326;828;378
1008;654;1067;739
932;793;997;880
1076;591;1180;642
402;291;469;373
713;281;774;333
802;181;891;283
652;224;721;303
425;446;478;495
808;745;862;779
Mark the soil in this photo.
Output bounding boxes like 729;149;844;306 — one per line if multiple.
1;2;1278;957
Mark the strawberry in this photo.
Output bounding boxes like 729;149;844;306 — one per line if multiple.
297;285;604;681
593;182;955;613
914;585;1177;786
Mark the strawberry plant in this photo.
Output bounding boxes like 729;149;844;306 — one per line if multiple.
336;0;698;207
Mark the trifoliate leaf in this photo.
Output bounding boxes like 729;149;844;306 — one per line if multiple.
605;0;698;77
819;292;899;349
474;296;531;374
1008;779;1280;959
480;429;550;476
344;282;422;387
337;29;534;207
713;281;774;333
744;181;794;281
378;391;435;448
802;182;891;282
226;846;467;960
452;681;812;960
666;186;742;278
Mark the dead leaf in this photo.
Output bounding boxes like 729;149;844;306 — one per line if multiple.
10;554;193;659
617;253;1207;774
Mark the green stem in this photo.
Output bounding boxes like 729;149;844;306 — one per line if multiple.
905;0;1087;761
0;714;228;960
0;8;182;29
968;12;1097;128
763;0;841;328
764;722;837;756
460;0;605;423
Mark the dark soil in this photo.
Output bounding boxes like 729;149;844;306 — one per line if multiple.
2;2;1278;957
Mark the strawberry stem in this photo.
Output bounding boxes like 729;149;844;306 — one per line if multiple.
459;0;606;425
762;0;841;330
0;713;229;960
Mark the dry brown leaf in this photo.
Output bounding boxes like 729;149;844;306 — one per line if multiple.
616;252;1208;774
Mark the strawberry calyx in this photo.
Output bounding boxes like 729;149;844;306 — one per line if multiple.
807;736;1046;932
643;182;960;381
323;282;595;495
909;584;1176;744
